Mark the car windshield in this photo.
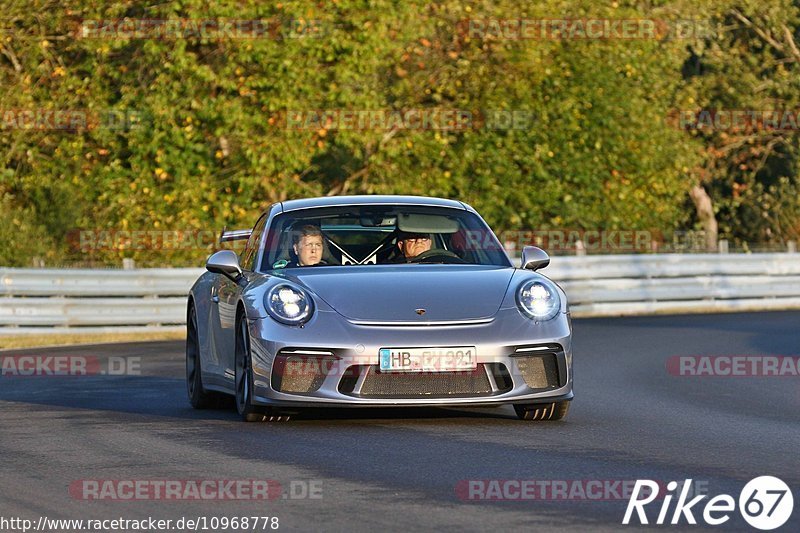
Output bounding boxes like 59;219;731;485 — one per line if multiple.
260;205;511;270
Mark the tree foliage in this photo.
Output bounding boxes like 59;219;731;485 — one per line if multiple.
0;0;797;265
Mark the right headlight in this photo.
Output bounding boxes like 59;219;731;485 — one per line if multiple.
516;279;561;321
265;284;314;325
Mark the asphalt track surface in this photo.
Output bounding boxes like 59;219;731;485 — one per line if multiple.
1;311;798;532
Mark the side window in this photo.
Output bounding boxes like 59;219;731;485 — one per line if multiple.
240;215;267;272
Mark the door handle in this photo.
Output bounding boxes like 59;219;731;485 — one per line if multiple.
211;286;219;303
211;295;220;303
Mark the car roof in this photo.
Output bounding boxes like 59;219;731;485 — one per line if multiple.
279;195;467;213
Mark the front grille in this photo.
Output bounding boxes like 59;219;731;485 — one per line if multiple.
341;364;494;398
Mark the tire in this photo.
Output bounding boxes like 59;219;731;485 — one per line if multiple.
513;401;570;421
235;314;270;422
186;304;219;409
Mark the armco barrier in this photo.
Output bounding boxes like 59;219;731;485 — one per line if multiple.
0;268;203;334
0;253;798;334
546;253;800;316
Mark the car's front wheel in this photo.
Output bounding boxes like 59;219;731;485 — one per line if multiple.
234;314;292;422
513;401;570;421
235;316;266;422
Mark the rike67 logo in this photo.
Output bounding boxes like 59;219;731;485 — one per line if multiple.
623;476;794;530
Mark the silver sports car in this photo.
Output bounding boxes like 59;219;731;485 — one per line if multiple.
187;195;573;422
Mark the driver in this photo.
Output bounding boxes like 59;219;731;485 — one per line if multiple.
392;231;432;262
286;225;325;267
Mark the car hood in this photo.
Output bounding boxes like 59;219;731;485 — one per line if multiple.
285;265;515;323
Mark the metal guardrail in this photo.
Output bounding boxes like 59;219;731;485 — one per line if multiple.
0;268;203;297
0;268;203;333
1;253;798;334
547;253;800;316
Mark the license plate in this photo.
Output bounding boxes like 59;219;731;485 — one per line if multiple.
379;347;477;373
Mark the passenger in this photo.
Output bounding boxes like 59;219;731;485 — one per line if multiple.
286;225;325;267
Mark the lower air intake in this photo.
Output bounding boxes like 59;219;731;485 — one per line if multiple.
513;354;560;390
271;353;333;394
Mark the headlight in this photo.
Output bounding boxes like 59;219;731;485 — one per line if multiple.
517;279;561;321
265;284;314;325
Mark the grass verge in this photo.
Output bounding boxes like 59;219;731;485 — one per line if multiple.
0;330;186;350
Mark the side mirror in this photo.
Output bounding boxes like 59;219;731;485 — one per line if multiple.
520;246;550;271
206;250;243;281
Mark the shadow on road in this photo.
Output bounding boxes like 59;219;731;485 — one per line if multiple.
0;374;518;423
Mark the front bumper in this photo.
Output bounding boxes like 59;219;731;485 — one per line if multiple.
247;307;573;408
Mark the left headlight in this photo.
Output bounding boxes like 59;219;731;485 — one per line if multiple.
265;284;314;325
516;279;561;321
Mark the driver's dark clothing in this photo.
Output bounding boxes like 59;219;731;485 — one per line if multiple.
387;250;436;263
387;253;412;263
